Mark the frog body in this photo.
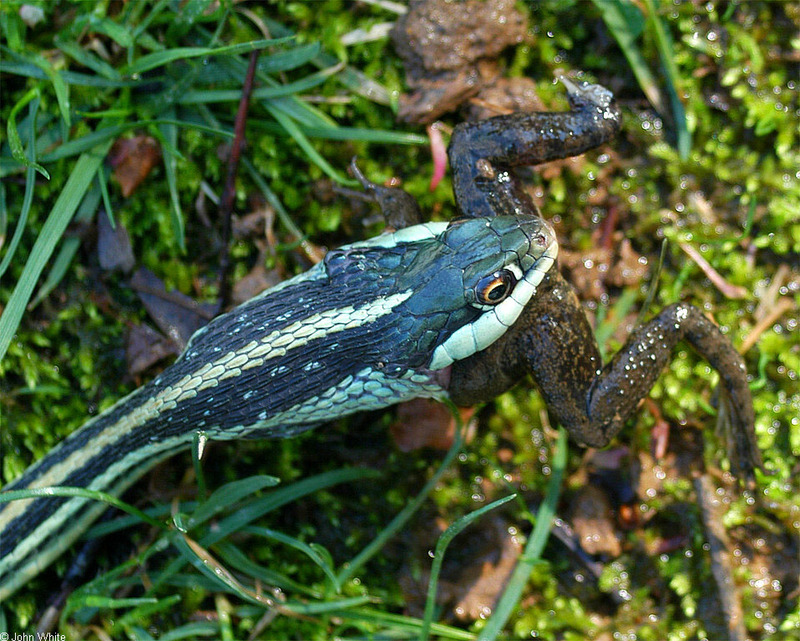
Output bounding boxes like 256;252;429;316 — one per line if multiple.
362;77;761;480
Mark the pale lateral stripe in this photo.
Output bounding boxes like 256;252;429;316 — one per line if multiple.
428;242;558;370
0;433;194;601
350;222;449;249
0;290;413;528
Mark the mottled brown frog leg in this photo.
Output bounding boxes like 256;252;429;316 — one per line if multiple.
449;78;621;219
449;270;762;481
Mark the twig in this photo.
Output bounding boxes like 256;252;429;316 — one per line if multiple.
218;49;261;308
679;242;748;299
739;297;795;354
693;474;747;641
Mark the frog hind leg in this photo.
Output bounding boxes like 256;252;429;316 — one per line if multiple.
449;270;761;482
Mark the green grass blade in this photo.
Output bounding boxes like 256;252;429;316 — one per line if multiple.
244;525;341;594
189;476;281;528
0;182;6;248
54;35;121;80
125;38;287;75
166;0;217;40
158;115;185;250
39;119;230;163
31;53;71;129
214;541;318;596
263;17;392;105
6;87;49;179
176;64;340;105
159;622;221;640
335;608;476;640
37;123;129;162
0;136;113;363
592;0;667;115
257;41;321;73
204;468;379;547
337;405;466;586
144;468;380;596
594;0;690;157
0;486;165;529
247;120;426;145
29;182;103;308
71;14;135;48
267;93;338;129
264;103;350;183
0;59;144;87
111;596;183;635
642;0;691;158
477;428;568;641
0;98;40;279
420;494;517;641
97;164;115;227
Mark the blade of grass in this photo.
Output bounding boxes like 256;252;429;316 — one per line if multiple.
97;165;115;227
6;87;49;179
129;0;171;42
214;541;319;596
255;41;321;73
110;595;183;635
420;494;517;641
593;0;690;157
146;468;379;595
38;119;231;164
592;0;667;115
166;0;217;40
171;532;278;608
29;182;103;308
337;403;466;586
54;35;121;80
159;622;222;640
124;38;288;75
158;113;185;250
0;59;144;87
243;525;340;594
176;64;341;104
247;120;426;145
0;182;6;249
0;486;165;529
189;475;281;528
336;607;476;640
71;13;136;49
264;17;392;106
31;52;71;129
0;135;114;363
642;0;691;158
264;102;350;183
0;97;40;279
204;468;380;546
477;428;568;641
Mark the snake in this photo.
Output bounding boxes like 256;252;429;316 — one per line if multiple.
0;211;558;601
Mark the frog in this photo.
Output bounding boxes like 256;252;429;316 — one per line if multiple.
355;76;762;481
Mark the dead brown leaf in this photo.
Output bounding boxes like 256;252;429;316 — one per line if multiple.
389;399;474;452
109;135;161;197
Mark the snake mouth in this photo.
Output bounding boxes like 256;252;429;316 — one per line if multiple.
428;215;558;371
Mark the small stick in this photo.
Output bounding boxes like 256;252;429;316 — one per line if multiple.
693;474;747;641
218;49;261;308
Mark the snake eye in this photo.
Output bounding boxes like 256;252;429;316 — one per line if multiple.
475;269;517;305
